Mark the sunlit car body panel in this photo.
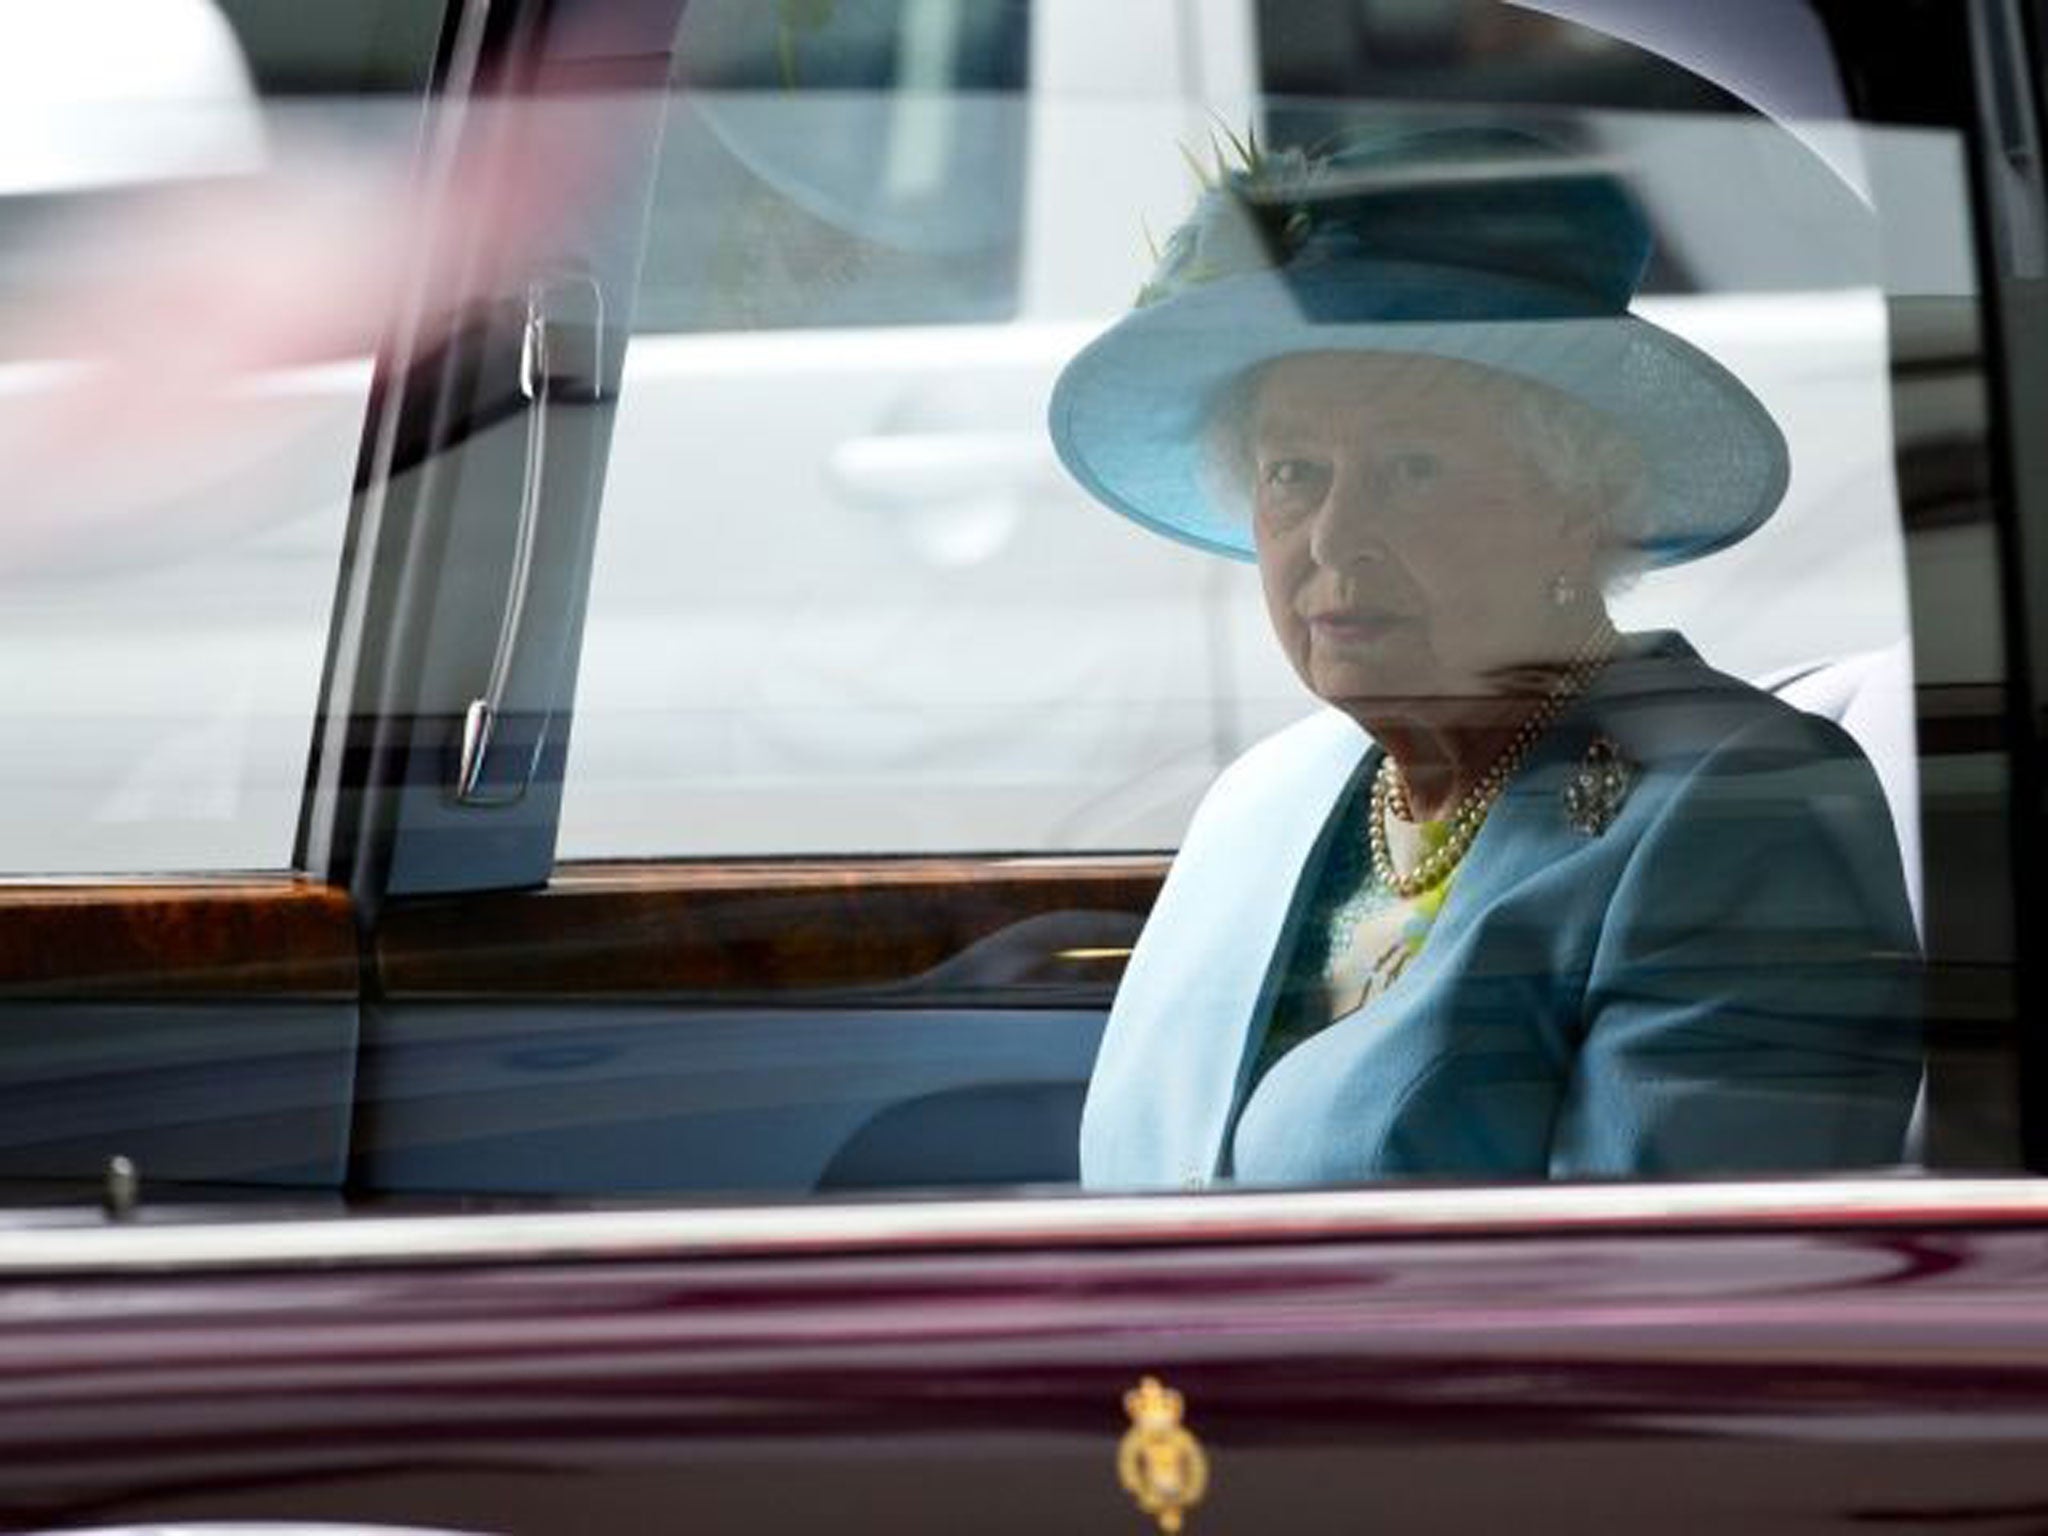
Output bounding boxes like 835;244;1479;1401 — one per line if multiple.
7;1189;2048;1532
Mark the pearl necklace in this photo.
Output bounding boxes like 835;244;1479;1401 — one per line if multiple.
1368;621;1619;898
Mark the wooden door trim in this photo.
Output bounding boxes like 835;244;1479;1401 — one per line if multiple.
0;880;357;1000
374;857;1166;1000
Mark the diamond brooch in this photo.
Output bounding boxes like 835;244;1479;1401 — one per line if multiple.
1563;735;1633;836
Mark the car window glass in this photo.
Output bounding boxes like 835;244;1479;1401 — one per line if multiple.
0;0;442;874
404;0;2021;1197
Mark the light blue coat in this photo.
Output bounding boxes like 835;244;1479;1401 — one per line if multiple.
1080;634;1922;1189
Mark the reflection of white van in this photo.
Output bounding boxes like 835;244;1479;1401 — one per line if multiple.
561;0;1295;858
560;0;1953;862
0;0;1971;878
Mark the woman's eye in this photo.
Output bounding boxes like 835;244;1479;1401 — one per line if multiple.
1260;458;1330;500
1256;458;1330;528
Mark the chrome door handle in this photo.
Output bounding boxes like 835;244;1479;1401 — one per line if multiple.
457;273;604;806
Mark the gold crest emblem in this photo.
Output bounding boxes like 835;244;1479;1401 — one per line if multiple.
1117;1376;1210;1533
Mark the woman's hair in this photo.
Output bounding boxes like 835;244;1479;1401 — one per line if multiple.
1201;354;1653;589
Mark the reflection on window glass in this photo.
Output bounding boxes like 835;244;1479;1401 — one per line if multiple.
639;0;1031;331
570;0;1266;859
0;0;442;874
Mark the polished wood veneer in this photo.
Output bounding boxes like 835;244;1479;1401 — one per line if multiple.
0;880;357;999
0;858;1163;1004
374;858;1165;1000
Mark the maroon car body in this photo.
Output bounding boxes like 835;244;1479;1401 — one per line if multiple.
7;1186;2048;1532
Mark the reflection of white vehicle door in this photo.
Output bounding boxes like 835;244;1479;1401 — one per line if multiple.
565;0;1307;859
0;1;377;876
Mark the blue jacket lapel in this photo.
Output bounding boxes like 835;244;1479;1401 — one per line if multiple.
1078;709;1368;1187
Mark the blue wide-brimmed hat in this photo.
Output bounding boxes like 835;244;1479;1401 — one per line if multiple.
1048;127;1789;564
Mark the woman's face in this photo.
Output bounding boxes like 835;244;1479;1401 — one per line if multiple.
1248;351;1601;718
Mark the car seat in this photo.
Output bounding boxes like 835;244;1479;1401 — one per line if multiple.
1762;639;1926;1163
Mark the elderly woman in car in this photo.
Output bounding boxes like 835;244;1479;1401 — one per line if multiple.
1051;128;1920;1188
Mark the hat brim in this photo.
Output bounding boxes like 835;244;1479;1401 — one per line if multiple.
1048;261;1790;566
